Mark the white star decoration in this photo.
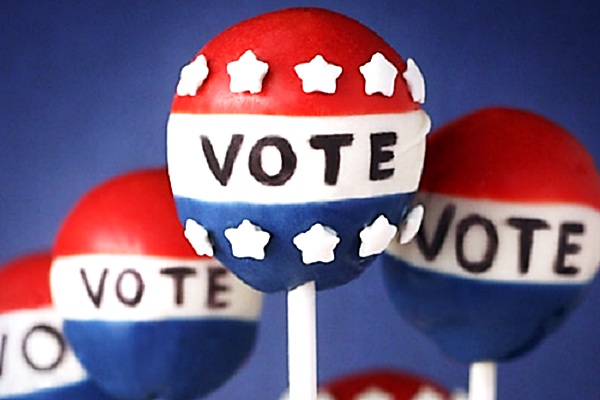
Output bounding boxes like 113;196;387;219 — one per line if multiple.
359;52;398;97
355;386;394;400
359;215;398;258
294;55;343;94
293;223;340;264
184;219;213;256
176;54;209;96
399;204;425;245
226;50;269;94
224;219;270;260
412;386;445;400
403;58;426;104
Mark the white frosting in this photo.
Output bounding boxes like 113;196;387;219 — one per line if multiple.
226;50;269;94
399;204;425;244
184;219;214;256
359;52;398;97
387;193;600;283
359;214;398;257
167;111;430;204
0;308;87;396
402;58;426;104
176;54;209;96
355;387;394;400
294;55;343;94
412;386;446;400
51;255;262;321
224;219;271;260
293;223;340;264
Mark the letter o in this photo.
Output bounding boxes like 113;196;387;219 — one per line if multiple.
455;214;499;273
22;324;66;371
249;136;297;186
116;269;145;307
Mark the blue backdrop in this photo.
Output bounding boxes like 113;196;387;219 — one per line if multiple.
1;1;598;399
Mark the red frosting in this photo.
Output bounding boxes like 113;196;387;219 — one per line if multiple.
171;7;419;116
420;107;600;209
0;252;53;313
320;369;451;399
54;168;201;258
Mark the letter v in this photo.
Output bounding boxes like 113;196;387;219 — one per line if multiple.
80;268;108;308
416;203;456;261
201;134;244;186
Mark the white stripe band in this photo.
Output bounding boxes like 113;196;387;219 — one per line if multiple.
167;112;430;203
51;255;263;321
386;193;600;283
0;308;87;396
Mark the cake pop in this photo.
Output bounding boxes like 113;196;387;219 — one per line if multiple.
166;7;431;293
0;252;112;400
50;168;262;400
382;107;600;363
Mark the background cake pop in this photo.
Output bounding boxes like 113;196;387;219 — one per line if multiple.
50;168;262;400
316;369;453;400
166;7;431;293
381;107;600;363
0;252;112;400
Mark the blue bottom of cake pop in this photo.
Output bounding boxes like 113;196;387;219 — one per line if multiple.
2;381;111;400
174;192;415;292
380;253;590;363
63;318;257;400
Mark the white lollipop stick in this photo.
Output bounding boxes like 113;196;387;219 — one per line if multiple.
287;280;317;400
468;361;497;400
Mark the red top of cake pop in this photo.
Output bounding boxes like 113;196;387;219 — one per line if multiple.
420;107;600;210
320;369;451;399
0;252;53;313
54;168;201;258
170;7;422;116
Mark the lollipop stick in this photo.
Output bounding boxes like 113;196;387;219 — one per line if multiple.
287;280;317;400
468;361;497;400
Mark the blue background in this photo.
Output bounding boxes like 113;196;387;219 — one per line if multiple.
1;1;598;399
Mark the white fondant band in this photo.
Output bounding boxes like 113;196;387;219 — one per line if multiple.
167;112;430;203
387;193;600;283
50;255;262;321
0;309;87;396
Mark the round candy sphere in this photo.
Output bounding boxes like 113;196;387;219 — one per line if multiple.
382;107;600;362
317;369;452;400
50;169;262;400
167;7;431;292
0;252;111;400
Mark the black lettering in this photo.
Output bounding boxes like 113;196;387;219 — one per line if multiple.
507;217;551;274
249;136;297;186
80;268;108;308
456;214;499;273
201;134;244;186
0;334;6;377
555;222;584;276
309;134;354;185
417;203;456;261
115;269;144;307
370;131;397;181
160;266;197;306
207;266;230;309
22;325;65;371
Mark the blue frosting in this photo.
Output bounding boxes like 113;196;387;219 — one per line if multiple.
380;253;589;363
0;380;112;400
174;193;415;292
63;318;257;400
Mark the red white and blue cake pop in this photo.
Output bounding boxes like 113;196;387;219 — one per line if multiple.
167;7;431;292
316;369;452;400
381;107;600;362
50;169;262;400
0;252;111;400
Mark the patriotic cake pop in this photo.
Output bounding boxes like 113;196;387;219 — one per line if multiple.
50;169;262;400
381;107;600;363
0;252;111;400
167;7;431;292
316;369;452;400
